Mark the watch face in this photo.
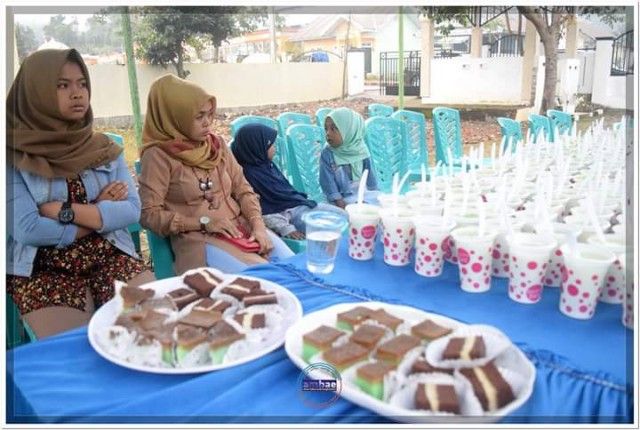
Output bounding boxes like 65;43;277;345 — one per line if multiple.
58;208;74;224
200;216;210;225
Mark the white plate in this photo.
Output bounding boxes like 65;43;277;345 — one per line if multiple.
88;273;303;374
284;302;536;423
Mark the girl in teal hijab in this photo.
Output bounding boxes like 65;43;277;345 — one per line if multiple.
320;108;378;208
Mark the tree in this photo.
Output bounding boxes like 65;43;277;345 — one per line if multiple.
15;23;38;61
131;6;267;78
79;15;123;55
43;14;79;47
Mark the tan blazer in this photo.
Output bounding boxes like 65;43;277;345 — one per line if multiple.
138;143;267;274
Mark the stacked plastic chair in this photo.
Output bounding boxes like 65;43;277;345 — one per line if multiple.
315;107;333;128
363;116;408;193
547;109;573;140
367;103;394;118
496;117;524;152
230;115;287;175
285;124;327;203
528;114;553;143
432;107;464;168
392;109;429;181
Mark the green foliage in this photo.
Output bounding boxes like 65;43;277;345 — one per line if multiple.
43;14;78;47
419;6;470;36
15;23;38;61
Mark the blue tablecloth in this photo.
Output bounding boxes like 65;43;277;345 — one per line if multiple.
7;238;634;424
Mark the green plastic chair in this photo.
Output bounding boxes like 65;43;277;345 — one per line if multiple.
547;109;573;140
277;112;313;181
363;116;408;194
286;124;327;203
6;293;37;349
528;114;553;143
496;117;524;152
315;108;333;128
367;103;394;118
391;109;429;180
432;107;463;167
230;115;289;178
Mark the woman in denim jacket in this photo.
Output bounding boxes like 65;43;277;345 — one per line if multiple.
6;49;153;338
319;108;378;208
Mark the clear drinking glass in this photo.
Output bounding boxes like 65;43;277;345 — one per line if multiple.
302;210;348;274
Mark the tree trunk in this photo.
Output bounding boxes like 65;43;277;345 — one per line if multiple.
539;31;558;113
174;51;188;79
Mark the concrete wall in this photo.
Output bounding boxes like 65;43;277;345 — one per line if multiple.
87;62;344;119
373;16;421;76
423;56;523;103
591;38;632;110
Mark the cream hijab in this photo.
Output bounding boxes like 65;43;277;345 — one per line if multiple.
6;49;121;178
142;74;221;169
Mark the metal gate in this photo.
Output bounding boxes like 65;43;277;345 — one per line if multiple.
379;50;421;96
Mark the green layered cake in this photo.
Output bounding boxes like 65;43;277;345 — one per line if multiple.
355;361;395;400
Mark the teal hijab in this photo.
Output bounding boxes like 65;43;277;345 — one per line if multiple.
327;108;370;180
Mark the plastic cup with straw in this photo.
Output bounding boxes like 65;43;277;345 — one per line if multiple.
345;169;382;261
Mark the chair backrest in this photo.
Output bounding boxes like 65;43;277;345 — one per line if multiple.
135;160;176;280
547;109;573;140
104;132;124;146
315;107;333;128
367;103;394;118
391;109;429;174
364;116;408;194
230;115;289;175
277;112;313;178
286;124;326;203
528;114;553;143
496;117;523;152
432;107;463;165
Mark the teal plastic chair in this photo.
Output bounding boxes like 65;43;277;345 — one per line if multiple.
277;112;313;180
496;117;524;152
230;115;289;177
547;109;573;140
315;108;333;128
528;114;553;143
432;107;463;167
391;109;429;180
7;293;37;349
367;103;394;118
364;116;408;194
286;123;327;203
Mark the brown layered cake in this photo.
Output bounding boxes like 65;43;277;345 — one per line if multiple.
369;309;404;332
166;288;200;310
145;324;177;365
410;359;454;375
442;336;486;361
114;309;147;331
355;361;396;400
411;319;453;342
415;383;460;414
302;325;345;362
221;278;261;299
183;270;223;297
350;324;387;351
233;312;266;329
137;309;170;332
336;306;374;331
459;362;515;411
193;297;231;313
375;335;421;366
175;324;208;364
179;310;222;329
139;297;177;313
120;285;154;310
322;341;370;371
208;320;246;364
242;292;278;307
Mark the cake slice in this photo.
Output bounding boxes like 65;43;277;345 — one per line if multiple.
459;362;515;411
336;306;374;331
302;325;345;362
410;359;454;375
114;309;147;331
183;270;223;297
350;324;387;351
120;285;154;310
145;323;177;366
193;297;231;313
221;277;261;299
233;312;266;329
374;335;421;366
355;361;395;400
137;309;170;332
322;341;370;372
179;309;222;329
411;319;453;342
166;288;200;310
139;297;177;313
242;292;278;307
208;320;246;364
175;324;208;363
415;383;460;414
442;336;486;361
369;309;404;332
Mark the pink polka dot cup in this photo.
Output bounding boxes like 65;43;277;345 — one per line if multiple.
379;207;415;267
558;243;616;320
450;226;498;293
506;233;557;304
543;223;582;288
621;256;633;329
491;221;526;279
586;234;627;304
412;216;456;277
345;203;381;261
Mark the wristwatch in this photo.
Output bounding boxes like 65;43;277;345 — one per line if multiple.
58;200;75;224
200;216;211;233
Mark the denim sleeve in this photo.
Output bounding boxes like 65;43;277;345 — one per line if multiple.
262;212;296;237
8;167;78;248
95;154;142;233
363;158;378;191
319;149;343;202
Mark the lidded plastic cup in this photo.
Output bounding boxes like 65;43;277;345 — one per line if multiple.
379;207;415;266
450;225;498;293
542;223;582;287
412;215;456;277
345;203;381;261
586;234;627;304
506;232;557;304
302;210;348;275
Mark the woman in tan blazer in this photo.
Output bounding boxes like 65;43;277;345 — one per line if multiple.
138;74;293;275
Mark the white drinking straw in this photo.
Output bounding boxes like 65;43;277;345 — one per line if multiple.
584;194;608;244
490;141;496;171
447;147;454;177
357;169;369;206
478;197;486;238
